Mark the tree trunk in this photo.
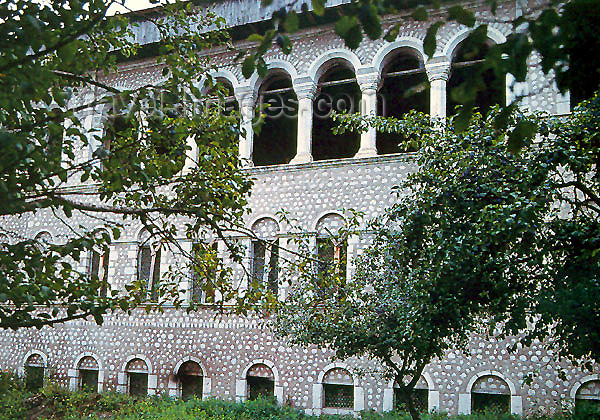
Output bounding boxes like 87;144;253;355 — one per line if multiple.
403;388;421;420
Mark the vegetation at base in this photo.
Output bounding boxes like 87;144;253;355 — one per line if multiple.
0;372;598;420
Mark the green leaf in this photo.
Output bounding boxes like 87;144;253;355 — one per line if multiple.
335;16;363;50
311;0;325;16
359;4;382;40
411;6;429;21
384;24;400;42
247;34;264;43
242;56;255;79
423;22;443;57
454;106;473;132
284;10;299;33
448;5;476;27
508;120;538;152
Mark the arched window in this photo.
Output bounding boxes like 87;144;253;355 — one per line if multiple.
575;379;600;415
448;38;505;116
137;229;161;302
471;374;511;413
78;356;99;392
88;234;110;298
205;78;238;115
177;360;204;400
312;63;361;161
250;218;279;294
253;72;297;166
393;375;429;412
34;231;52;250
315;214;347;279
191;240;218;304
24;353;45;392
126;358;148;397
323;367;354;409
246;363;275;401
377;50;428;154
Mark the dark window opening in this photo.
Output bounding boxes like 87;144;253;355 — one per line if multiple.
324;383;354;409
448;40;505;117
178;361;204;400
137;244;160;302
79;369;99;392
247;376;275;401
471;392;510;413
251;239;279;294
128;372;148;397
317;237;347;279
25;366;44;392
576;399;600;416
377;53;428;154
254;74;298;166
394;388;428;412
191;242;218;304
313;65;361;161
89;248;110;298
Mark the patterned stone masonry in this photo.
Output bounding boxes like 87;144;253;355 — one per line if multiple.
1;0;598;416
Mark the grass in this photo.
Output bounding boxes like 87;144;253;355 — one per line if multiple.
0;372;597;420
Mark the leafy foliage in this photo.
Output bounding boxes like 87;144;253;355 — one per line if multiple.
0;0;253;329
277;97;600;419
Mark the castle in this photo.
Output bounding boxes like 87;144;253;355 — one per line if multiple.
1;0;598;416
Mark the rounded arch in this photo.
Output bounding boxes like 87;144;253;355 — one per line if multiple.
571;374;600;400
443;27;507;61
314;211;346;233
241;359;280;385
308;49;362;82
23;350;48;368
388;371;435;390
318;362;358;386
466;370;516;395
248;59;299;96
121;354;153;374
173;356;209;378
250;216;281;237
372;38;426;76
73;352;103;371
34;230;54;242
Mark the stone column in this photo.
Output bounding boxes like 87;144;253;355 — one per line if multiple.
425;58;451;120
235;87;257;167
290;81;318;164
355;73;380;158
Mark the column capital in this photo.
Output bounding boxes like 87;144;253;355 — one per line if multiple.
293;81;318;100
356;72;381;92
425;57;451;82
234;86;257;107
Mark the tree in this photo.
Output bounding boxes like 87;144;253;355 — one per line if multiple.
0;0;253;329
275;100;600;419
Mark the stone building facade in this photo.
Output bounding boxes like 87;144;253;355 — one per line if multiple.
1;0;598;416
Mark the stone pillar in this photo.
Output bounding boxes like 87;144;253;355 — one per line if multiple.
353;385;365;411
290;81;318;164
425;58;451;120
511;395;523;416
202;377;212;399
429;389;440;412
235;378;247;402
355;73;380;158
235;87;256;167
382;387;394;412
458;392;471;414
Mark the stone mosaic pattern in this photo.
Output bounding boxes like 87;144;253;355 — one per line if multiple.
247;363;274;378
316;213;346;237
78;356;99;370
251;218;279;239
323;368;353;385
395;375;428;390
25;353;45;367
472;375;510;395
126;358;148;373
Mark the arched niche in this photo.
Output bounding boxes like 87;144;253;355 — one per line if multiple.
447;36;505;117
253;71;298;166
312;59;361;161
377;48;428;154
